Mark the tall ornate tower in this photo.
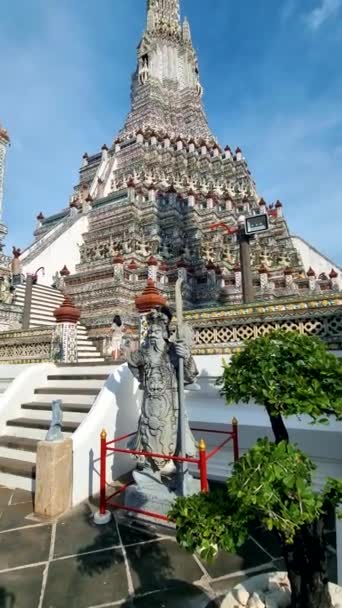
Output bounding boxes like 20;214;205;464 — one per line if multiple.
121;0;210;139
0;125;9;248
30;0;338;339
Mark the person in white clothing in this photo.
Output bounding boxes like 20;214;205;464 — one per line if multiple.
111;315;123;361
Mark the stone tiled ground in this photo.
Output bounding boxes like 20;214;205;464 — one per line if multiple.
0;485;337;608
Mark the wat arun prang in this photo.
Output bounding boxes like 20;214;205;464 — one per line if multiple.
31;0;340;332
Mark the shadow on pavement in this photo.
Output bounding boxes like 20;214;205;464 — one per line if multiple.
0;587;15;608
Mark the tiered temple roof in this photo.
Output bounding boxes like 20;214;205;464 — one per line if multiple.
30;0;340;331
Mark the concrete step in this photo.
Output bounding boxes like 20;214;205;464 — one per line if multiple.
0;436;38;464
77;345;99;352
55;363;114;372
39;379;105;390
0;435;38;452
32;285;64;297
29;320;55;327
47;374;109;381
0;456;36;480
21;402;92;414
34;387;100;396
4;425;73;442
31;293;63;303
19;407;86;424
6;417;79;433
30;314;55;323
29;304;60;314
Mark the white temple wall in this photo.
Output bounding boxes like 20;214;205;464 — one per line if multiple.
189;355;342;489
22;215;88;287
72;363;140;505
291;235;341;287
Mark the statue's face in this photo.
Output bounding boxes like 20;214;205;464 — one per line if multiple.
147;321;166;349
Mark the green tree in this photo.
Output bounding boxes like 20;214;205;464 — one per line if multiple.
170;331;342;608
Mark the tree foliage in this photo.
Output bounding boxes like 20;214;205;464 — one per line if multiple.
171;331;342;588
170;438;342;561
218;330;342;423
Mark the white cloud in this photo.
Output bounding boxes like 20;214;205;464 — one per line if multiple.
306;0;342;30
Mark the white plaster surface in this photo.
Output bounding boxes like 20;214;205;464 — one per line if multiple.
189;355;342;490
22;214;88;286
72;363;141;505
291;235;341;286
0;363;54;436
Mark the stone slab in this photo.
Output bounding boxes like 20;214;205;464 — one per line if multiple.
43;550;127;608
0;525;51;570
126;539;203;594
0;501;34;531
199;538;271;579
54;504;119;558
35;438;72;518
0;564;44;608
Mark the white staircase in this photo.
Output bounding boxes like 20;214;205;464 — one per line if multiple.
13;283;105;363
0;364;113;490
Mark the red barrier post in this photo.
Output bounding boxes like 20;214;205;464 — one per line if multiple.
99;429;107;515
232;417;239;462
198;439;209;492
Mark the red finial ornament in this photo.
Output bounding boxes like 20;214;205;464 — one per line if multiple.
53;295;80;324
60;265;70;277
135;279;167;313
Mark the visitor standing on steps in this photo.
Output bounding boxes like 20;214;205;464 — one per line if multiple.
111;314;123;361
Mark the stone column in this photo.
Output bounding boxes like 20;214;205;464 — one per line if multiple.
259;265;269;290
35;438;73;518
52;295;80;363
147;256;158;282
307;267;316;291
22;273;34;330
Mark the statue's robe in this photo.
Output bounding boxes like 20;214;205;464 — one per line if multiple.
127;343;198;469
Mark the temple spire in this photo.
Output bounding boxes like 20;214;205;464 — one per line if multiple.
120;0;211;140
146;0;180;31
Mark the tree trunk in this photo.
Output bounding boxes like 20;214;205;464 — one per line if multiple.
282;518;332;608
266;408;289;444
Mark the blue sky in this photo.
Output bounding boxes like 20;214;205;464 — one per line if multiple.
0;0;341;265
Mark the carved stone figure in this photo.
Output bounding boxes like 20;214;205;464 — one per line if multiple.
0;275;14;304
45;400;63;442
11;247;23;286
125;307;198;482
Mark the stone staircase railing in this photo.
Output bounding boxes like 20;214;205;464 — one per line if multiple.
21;212;80;265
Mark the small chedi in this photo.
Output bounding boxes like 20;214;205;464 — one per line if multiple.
124;304;200;516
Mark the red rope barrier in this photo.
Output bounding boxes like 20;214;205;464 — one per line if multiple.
206;435;233;460
99;430;107;516
96;418;239;524
105;445;199;464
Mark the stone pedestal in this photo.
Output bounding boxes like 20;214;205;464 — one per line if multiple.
35;438;73;518
124;470;200;526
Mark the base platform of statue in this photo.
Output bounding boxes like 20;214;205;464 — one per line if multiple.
124;468;200;526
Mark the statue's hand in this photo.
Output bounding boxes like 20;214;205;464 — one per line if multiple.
174;342;189;359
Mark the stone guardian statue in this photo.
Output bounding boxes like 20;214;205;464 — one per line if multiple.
124;304;200;515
